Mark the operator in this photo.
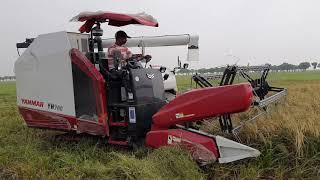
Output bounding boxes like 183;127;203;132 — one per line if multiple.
107;30;152;70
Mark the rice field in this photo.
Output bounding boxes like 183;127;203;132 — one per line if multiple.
0;71;320;179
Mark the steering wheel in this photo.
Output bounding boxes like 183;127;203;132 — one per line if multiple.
124;54;152;69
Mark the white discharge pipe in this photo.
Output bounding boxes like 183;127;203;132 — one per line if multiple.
102;34;199;49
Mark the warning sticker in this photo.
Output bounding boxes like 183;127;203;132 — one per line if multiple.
167;135;181;144
175;113;195;119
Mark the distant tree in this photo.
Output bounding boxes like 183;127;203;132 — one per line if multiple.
277;63;287;71
288;64;298;71
197;68;207;74
207;68;216;73
187;69;196;75
270;65;279;71
278;62;297;71
298;62;311;71
311;62;318;69
318;63;320;68
215;67;226;73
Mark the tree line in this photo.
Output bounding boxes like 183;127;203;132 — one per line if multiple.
0;76;16;81
178;61;318;74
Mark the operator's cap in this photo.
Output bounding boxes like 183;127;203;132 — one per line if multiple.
115;30;131;39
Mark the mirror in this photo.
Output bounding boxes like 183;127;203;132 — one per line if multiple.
145;58;151;63
159;66;167;73
183;63;189;69
163;74;169;81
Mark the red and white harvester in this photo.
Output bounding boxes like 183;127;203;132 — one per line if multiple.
15;11;286;165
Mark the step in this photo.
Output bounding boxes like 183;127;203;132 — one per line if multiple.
108;102;132;107
108;139;129;146
109;121;128;127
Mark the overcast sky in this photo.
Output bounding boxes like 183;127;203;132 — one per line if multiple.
1;0;320;76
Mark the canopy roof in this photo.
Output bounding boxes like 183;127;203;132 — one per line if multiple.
70;11;159;33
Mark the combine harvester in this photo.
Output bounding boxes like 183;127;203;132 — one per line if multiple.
14;11;286;165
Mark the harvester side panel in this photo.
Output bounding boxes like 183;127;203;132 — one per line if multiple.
14;31;109;136
18;107;76;131
14;31;77;116
70;49;108;136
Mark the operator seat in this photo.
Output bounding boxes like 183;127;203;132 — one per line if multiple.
98;50;124;81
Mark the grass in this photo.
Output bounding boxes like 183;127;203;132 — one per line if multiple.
206;80;320;179
1;70;320;179
268;70;320;81
0;82;203;179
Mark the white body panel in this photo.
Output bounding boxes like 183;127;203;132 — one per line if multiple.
163;69;178;92
14;31;89;116
149;66;178;92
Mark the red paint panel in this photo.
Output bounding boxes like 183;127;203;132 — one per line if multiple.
77;120;107;136
19;107;107;137
108;139;129;146
145;129;219;163
70;49;109;136
152;83;253;130
19;106;76;131
73;11;158;33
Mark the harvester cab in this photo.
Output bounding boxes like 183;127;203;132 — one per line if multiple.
15;11;269;165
